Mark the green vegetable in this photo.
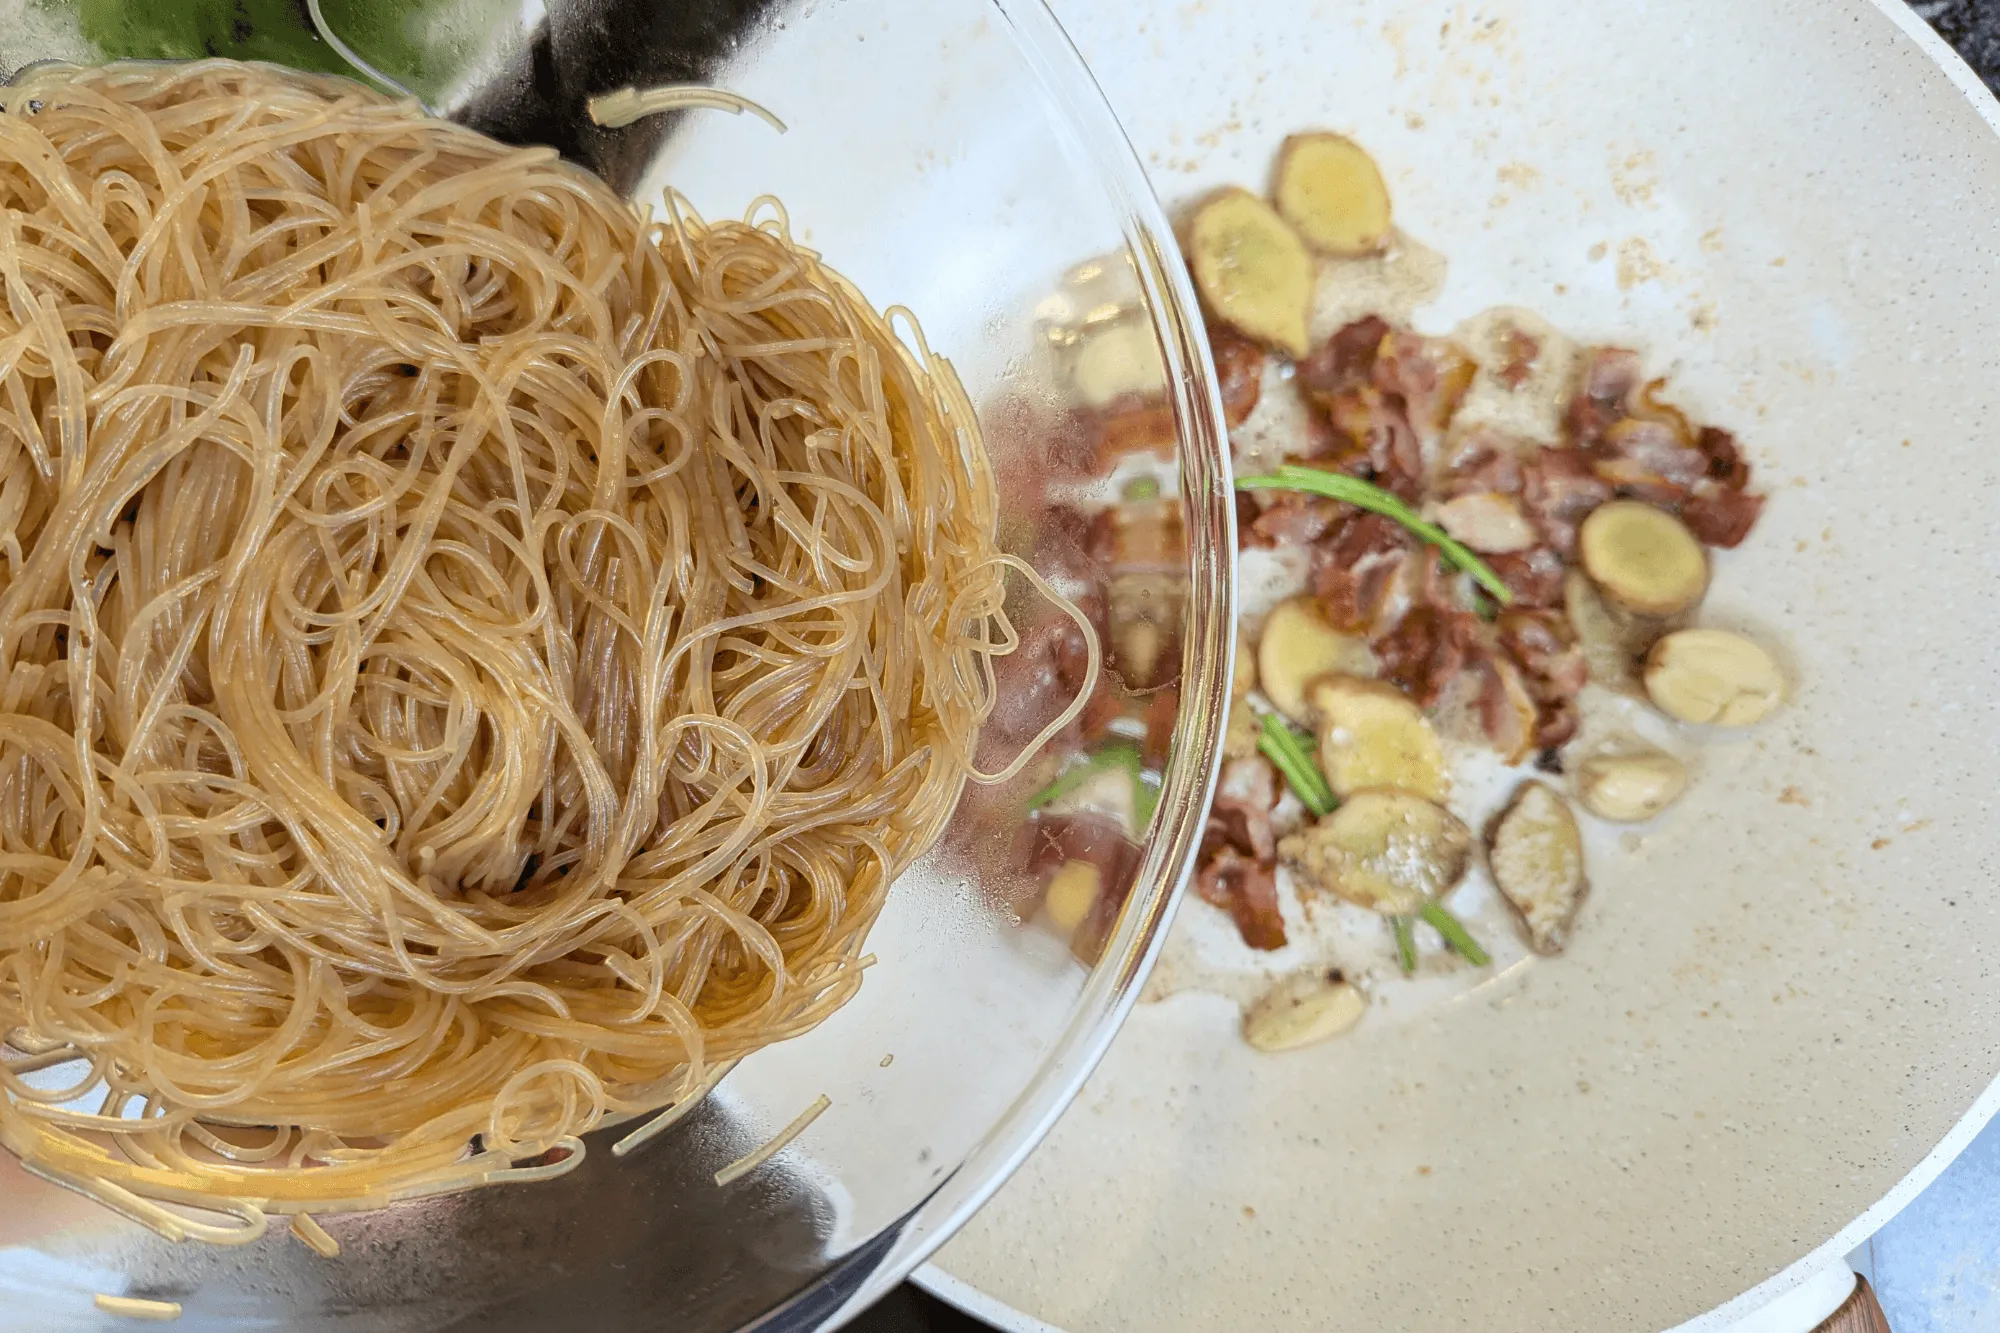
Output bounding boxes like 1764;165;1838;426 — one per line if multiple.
1256;714;1335;818
46;0;509;104
1392;915;1417;975
1418;902;1490;967
1029;741;1141;810
1120;474;1162;503
1236;465;1514;606
1030;741;1159;832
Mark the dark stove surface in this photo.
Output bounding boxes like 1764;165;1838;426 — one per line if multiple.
1911;0;2000;91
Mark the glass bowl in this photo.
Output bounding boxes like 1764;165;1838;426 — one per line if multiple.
0;1;1232;1330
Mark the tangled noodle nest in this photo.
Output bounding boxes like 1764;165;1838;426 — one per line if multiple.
0;60;1079;1239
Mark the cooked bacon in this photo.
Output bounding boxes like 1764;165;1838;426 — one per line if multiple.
1297;316;1391;401
1604;417;1705;482
1499;610;1589;700
1630;378;1698;439
1565;346;1643;444
1375;331;1475;432
1473;657;1537;760
1496;609;1589;748
1679;424;1765;548
1374;606;1485;708
1520;447;1613;555
1307;385;1424;500
1247;494;1343;547
1681;482;1765;548
1221;325;1762;807
1591;456;1691;507
1598;417;1707;498
1442;439;1526;498
1485;546;1566;609
1196;848;1287;950
1295;317;1430;499
1696;425;1751;489
1364;399;1426;500
1211;325;1265;428
1314;546;1408;634
1408;535;1469;611
1207;757;1280;864
1310;513;1410;633
1565;352;1759;537
1217;754;1279;808
1290;402;1353;462
1533;698;1580;750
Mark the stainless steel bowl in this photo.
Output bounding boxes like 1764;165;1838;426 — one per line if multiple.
0;2;1233;1328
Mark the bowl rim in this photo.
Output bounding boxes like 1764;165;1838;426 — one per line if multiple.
0;1;1236;1324
791;0;1238;1325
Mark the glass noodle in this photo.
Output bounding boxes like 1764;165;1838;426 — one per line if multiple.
0;60;1089;1239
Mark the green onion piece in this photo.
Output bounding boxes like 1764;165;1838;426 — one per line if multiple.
1028;741;1143;812
1236;465;1514;606
1256;714;1336;818
1392;916;1418;975
1121;474;1162;503
1418;902;1491;967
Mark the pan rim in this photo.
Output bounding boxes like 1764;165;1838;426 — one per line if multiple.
921;1;2000;1330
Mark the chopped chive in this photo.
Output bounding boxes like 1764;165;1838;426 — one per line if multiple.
1236;465;1514;606
1418;902;1491;967
1256;713;1336;818
1121;474;1162;502
1392;916;1418;974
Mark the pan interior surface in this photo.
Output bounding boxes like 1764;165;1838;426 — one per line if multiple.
932;1;2000;1330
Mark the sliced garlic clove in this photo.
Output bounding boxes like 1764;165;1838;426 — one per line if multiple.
1242;970;1368;1052
1644;628;1784;726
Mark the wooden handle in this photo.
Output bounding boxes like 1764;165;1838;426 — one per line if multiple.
1812;1275;1891;1333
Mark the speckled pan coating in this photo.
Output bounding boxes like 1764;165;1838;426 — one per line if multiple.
932;1;2000;1330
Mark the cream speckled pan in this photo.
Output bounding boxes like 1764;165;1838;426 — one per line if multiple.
928;1;2000;1330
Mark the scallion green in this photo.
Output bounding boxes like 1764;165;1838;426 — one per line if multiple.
1236;465;1514;606
1392;916;1418;975
1418;902;1491;967
1028;741;1143;812
1256;713;1336;818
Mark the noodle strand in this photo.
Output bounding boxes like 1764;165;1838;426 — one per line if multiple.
0;61;1048;1227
